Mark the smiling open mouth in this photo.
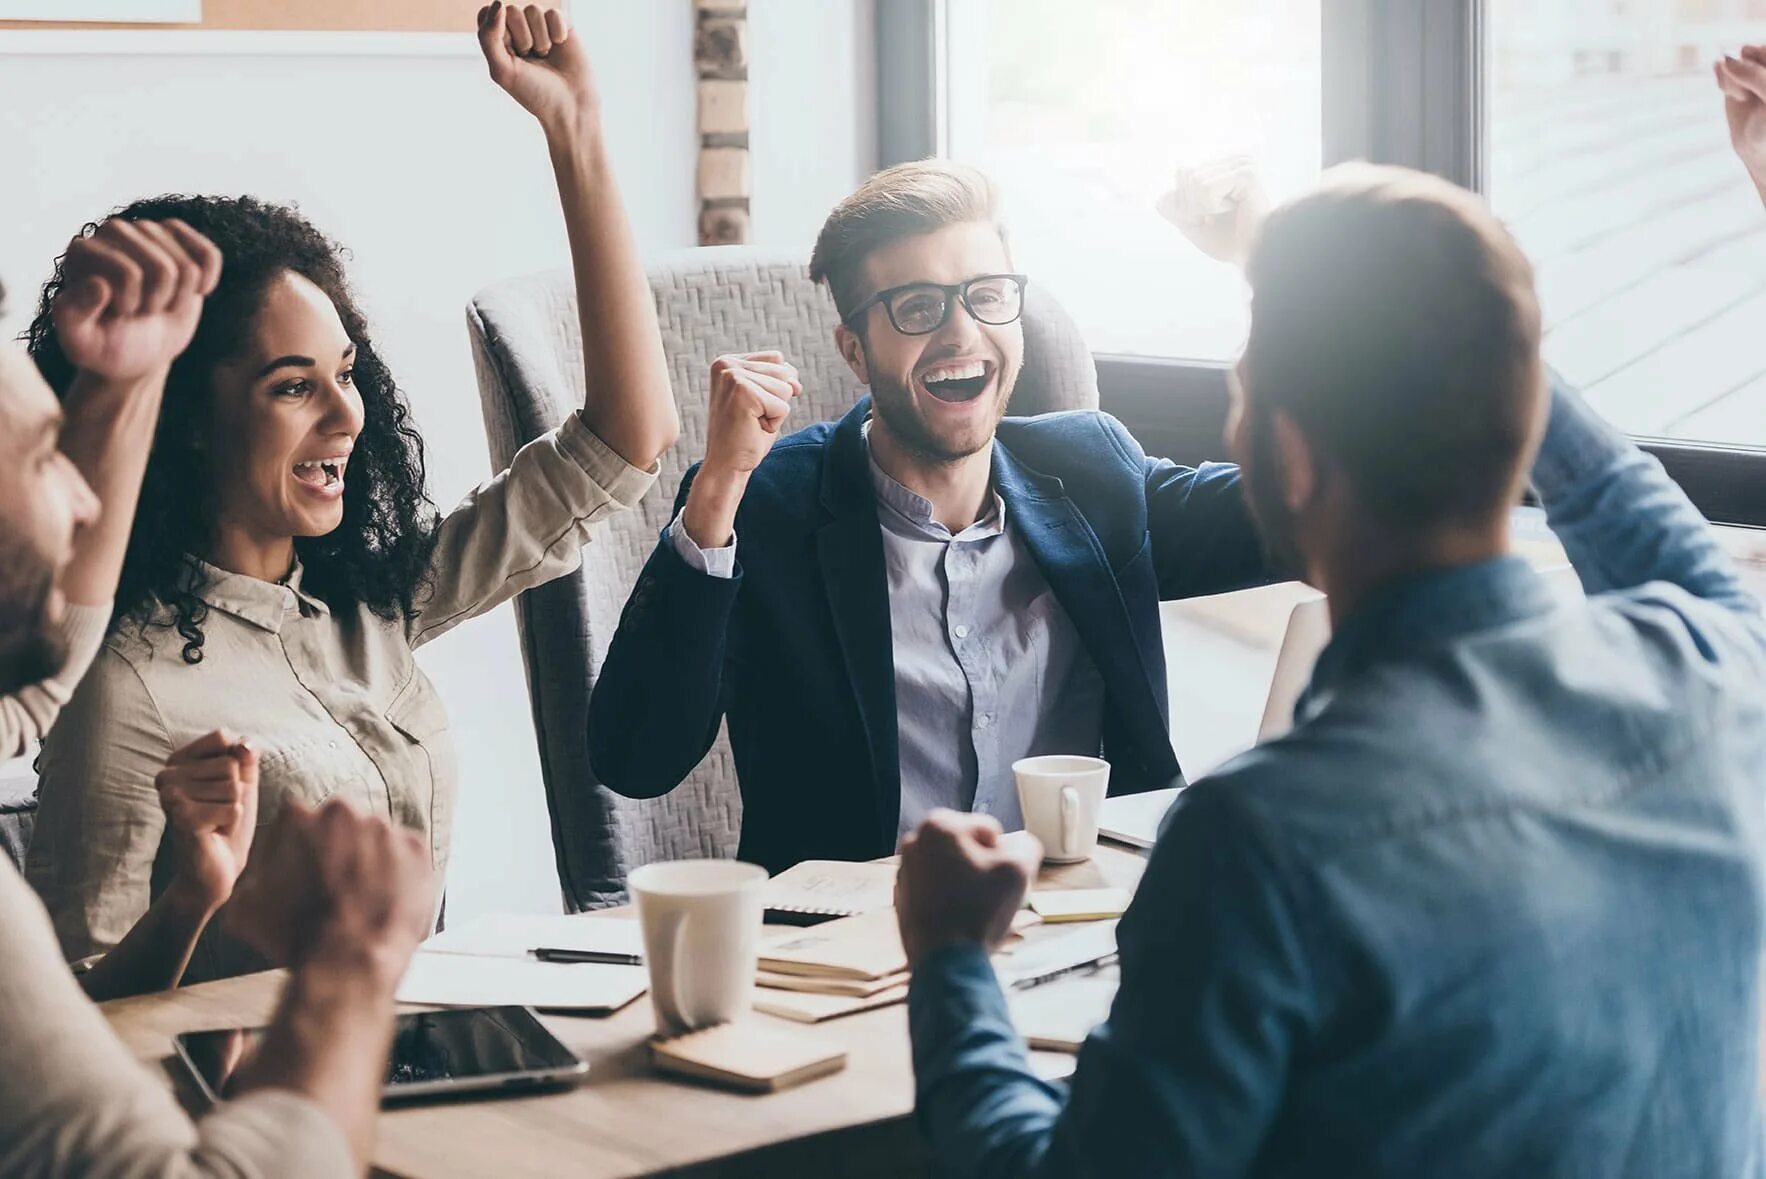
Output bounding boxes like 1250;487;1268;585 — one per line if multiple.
919;359;994;404
293;456;348;491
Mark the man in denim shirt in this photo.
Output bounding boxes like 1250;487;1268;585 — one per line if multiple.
895;164;1766;1177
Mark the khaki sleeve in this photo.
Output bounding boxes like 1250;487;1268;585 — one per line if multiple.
406;412;656;648
0;601;113;761
26;645;174;965
0;862;353;1179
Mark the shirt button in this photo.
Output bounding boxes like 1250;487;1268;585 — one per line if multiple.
954;624;970;639
977;715;992;729
329;741;339;750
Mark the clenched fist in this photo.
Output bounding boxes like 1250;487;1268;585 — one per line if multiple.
53;217;221;382
895;809;1041;968
680;351;802;549
156;730;259;915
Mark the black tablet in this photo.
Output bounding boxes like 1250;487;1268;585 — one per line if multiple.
173;1005;589;1105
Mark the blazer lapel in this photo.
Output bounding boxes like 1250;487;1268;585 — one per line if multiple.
993;445;1168;756
815;399;903;848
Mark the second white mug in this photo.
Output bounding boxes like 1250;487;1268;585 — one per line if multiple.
1013;755;1111;864
629;858;768;1038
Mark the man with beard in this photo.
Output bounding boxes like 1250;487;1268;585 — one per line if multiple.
892;164;1766;1176
0;269;436;1173
0;220;217;759
589;160;1273;872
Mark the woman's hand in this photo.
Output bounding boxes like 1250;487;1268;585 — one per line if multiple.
478;2;599;144
156;730;259;916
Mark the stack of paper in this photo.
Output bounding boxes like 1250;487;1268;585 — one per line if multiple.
1008;973;1118;1053
396;913;648;1014
758;910;906;982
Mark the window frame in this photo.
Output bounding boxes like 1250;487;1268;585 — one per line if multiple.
875;0;1766;527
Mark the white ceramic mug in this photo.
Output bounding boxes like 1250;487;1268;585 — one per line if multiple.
1013;755;1111;864
629;859;768;1037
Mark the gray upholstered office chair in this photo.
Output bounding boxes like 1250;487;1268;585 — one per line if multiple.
468;245;1099;911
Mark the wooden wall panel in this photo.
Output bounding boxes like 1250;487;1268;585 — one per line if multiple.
2;0;484;33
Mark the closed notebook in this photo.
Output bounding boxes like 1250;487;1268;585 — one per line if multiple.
651;1022;847;1093
1028;888;1132;923
754;982;910;1024
763;860;898;923
758;910;906;981
755;968;909;997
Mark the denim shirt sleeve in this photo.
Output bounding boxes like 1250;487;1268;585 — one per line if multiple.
909;783;1316;1178
1531;372;1765;648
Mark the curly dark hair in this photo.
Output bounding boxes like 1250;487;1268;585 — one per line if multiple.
24;195;436;663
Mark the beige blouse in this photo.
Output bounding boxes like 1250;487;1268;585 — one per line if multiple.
27;413;654;978
0;857;352;1178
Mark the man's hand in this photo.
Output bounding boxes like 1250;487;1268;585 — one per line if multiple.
896;810;1042;969
1156;155;1270;267
157;730;259;916
680;352;802;548
228;798;434;987
52;217;221;382
478;2;599;143
1716;48;1766;203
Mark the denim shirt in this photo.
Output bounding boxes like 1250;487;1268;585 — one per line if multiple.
908;380;1766;1178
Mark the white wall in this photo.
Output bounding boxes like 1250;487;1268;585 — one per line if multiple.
0;0;875;922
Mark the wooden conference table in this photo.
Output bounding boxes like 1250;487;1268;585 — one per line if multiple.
101;844;1148;1179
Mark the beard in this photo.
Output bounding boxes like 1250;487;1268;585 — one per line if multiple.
1242;410;1307;581
866;359;1011;467
0;536;67;696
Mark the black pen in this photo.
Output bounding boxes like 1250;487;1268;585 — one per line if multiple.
530;947;643;966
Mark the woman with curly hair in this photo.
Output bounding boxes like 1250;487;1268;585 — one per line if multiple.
25;3;679;983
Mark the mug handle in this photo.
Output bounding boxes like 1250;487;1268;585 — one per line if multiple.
1059;784;1080;859
662;910;691;1030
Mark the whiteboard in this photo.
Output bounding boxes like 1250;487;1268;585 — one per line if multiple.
0;0;199;18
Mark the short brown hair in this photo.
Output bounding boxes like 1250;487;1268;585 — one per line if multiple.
809;159;1005;320
1243;163;1545;533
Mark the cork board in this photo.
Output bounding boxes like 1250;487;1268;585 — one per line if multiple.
2;0;485;32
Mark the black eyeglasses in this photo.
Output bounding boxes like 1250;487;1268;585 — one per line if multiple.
844;273;1029;336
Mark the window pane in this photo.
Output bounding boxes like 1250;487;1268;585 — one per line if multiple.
943;0;1322;360
1490;0;1766;450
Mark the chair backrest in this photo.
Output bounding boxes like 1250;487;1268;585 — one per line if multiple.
468;245;1099;910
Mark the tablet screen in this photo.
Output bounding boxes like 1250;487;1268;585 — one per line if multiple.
176;1005;586;1102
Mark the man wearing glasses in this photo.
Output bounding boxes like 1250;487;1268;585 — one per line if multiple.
589;160;1271;872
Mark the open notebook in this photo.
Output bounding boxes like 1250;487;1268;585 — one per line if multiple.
763;860;899;925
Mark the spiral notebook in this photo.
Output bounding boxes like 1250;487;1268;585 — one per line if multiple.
762;860;899;926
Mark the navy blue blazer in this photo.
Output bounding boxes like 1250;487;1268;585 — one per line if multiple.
589;398;1272;873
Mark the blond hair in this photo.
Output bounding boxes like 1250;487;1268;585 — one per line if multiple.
809;160;1006;320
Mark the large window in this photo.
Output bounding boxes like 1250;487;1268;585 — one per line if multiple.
884;0;1766;523
940;0;1322;360
1489;0;1766;449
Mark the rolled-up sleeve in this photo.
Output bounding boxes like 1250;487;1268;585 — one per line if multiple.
0;601;112;761
27;645;174;967
0;861;353;1178
408;413;657;647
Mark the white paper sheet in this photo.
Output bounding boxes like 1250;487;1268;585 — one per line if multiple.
396;952;648;1012
421;913;644;960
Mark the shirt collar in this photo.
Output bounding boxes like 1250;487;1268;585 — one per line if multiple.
861;417;1006;540
1298;556;1555;721
192;557;330;634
